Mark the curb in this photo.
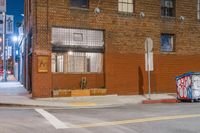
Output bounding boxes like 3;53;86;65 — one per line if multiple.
0;102;126;109
142;99;180;104
0;103;54;108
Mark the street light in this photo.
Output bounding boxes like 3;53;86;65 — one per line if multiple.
12;36;18;42
12;35;18;78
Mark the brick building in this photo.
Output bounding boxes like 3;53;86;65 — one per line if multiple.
24;0;200;98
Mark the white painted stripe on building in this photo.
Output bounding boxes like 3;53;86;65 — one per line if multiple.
35;108;69;129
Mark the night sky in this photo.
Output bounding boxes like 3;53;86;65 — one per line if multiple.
7;0;24;33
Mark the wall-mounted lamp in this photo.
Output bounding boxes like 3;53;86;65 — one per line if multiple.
68;51;73;56
94;7;101;14
140;12;145;18
179;16;185;21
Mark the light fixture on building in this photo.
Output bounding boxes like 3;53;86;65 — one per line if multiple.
94;0;101;14
179;16;185;21
140;12;145;18
94;7;101;14
68;51;73;56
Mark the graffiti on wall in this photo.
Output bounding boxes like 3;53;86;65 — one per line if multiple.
191;75;200;98
176;75;192;99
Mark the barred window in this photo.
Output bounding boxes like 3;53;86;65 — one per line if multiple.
51;52;103;73
118;0;134;13
70;0;89;9
198;0;200;20
161;34;175;52
56;54;64;72
161;0;175;17
51;28;104;73
52;28;104;47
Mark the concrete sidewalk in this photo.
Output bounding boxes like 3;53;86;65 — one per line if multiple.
0;81;177;108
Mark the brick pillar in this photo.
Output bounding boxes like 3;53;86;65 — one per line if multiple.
32;51;52;98
31;0;52;98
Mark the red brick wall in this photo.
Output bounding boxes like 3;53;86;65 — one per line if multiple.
106;54;200;95
52;73;105;90
32;54;52;98
154;54;200;93
105;53;143;95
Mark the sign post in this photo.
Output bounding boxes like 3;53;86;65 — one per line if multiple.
145;37;153;99
0;0;6;81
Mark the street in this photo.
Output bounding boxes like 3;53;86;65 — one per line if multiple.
1;103;200;133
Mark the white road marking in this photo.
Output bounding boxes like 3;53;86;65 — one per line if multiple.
35;108;70;129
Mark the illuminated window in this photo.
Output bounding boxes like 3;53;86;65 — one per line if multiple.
51;28;104;73
52;52;103;73
118;0;134;13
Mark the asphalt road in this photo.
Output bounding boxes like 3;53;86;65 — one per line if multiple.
1;103;200;133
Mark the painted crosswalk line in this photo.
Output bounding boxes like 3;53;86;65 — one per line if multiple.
35;108;73;129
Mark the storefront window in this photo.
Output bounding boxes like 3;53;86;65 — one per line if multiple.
51;28;104;73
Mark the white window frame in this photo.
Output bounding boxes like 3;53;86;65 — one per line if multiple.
118;0;134;13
